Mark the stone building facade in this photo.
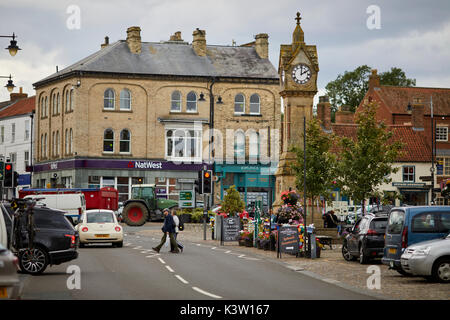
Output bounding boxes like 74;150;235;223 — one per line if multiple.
32;27;280;205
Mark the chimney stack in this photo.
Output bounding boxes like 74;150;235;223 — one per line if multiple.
192;28;206;56
101;36;109;49
335;105;354;124
368;69;380;89
10;87;27;102
411;97;425;130
170;31;183;41
255;33;269;59
126;26;141;54
317;96;331;131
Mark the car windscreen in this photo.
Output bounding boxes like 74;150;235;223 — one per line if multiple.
387;210;405;234
370;218;388;230
87;212;114;223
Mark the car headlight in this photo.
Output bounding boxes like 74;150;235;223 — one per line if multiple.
412;246;431;256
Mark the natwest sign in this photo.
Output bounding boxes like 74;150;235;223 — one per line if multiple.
130;161;163;169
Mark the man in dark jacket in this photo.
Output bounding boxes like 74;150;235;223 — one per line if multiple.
152;208;179;253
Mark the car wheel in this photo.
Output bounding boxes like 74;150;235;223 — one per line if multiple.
359;245;369;264
19;247;49;275
432;258;450;283
114;241;123;248
342;242;356;261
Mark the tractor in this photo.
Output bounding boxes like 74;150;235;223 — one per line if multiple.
121;184;178;226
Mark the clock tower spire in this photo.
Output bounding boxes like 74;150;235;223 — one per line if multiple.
274;11;319;208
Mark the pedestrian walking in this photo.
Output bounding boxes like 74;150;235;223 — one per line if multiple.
171;208;184;253
152;208;179;253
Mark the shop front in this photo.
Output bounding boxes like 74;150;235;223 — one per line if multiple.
215;163;277;213
32;158;209;203
392;182;429;206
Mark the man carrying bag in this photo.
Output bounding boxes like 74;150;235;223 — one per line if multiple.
152;208;179;253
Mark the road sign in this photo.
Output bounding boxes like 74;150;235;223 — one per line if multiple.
179;190;195;208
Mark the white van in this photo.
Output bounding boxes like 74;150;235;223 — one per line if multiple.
24;193;86;224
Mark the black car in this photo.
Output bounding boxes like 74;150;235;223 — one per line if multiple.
1;203;79;275
342;213;388;264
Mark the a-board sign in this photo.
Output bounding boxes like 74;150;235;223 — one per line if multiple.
221;216;240;242
278;225;299;257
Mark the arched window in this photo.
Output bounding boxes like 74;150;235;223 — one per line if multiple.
120;89;131;110
40;134;44;158
44;97;48;117
249;131;259;162
171;91;182;112
186;91;197;112
56;93;60;114
52;131;56;157
40;97;44;117
234;94;245;114
104;89;115;110
70;89;74;111
65;129;68;155
70;128;73;154
120;129;131;153
52;94;57;115
234;130;245;162
44;133;47;157
249;94;260;114
56;131;60;156
103;129;114;152
65;90;69;112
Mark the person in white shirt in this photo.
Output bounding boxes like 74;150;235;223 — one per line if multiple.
171;208;184;253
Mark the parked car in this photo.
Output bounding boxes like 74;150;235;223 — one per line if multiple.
2;203;79;275
369;205;394;215
23;193;86;225
76;209;123;247
383;206;450;275
400;233;450;283
0;244;20;299
342;213;388;264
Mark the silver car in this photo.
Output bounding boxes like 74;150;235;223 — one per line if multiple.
400;233;450;283
0;244;20;299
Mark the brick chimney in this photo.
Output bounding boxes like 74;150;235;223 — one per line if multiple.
101;36;109;49
411;97;424;130
368;69;380;89
255;33;269;59
335;105;354;124
10;87;27;102
170;31;183;41
126;26;141;54
317;96;331;131
192;28;206;56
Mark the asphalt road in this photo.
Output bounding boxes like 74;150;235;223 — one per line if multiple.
17;225;377;300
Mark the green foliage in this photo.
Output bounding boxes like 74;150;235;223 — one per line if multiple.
335;102;404;206
221;185;245;217
291;118;337;203
325;65;416;115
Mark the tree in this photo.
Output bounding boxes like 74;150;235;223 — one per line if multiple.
221;185;245;217
325;65;416;115
291;118;337;220
335;101;404;212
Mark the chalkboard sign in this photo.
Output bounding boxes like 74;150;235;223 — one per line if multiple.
221;216;241;244
277;225;299;258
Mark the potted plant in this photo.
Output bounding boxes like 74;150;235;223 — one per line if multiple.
245;231;254;247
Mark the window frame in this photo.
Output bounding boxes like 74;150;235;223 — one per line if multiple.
171;91;182;112
165;128;202;162
119;129;131;153
249;93;261;115
186;91;198;113
234;93;245;115
402;165;415;182
103;128;114;153
120;89;132;111
103;89;115;110
436;126;448;142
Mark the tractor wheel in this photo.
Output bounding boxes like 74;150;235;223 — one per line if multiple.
122;202;149;226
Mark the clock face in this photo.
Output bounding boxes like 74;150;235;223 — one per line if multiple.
291;64;312;84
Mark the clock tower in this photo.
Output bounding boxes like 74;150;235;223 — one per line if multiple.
275;12;319;206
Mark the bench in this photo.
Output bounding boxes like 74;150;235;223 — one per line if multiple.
315;235;333;250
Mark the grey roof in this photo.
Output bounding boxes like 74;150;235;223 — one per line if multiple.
34;41;279;86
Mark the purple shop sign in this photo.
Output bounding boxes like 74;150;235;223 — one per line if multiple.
33;159;211;173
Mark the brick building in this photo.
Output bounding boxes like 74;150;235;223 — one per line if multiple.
32;27;280;205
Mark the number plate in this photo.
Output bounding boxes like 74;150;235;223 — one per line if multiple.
95;234;110;238
0;287;8;299
388;248;397;255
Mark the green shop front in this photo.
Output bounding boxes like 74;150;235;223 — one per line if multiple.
215;163;277;212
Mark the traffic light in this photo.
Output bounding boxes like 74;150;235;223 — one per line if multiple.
14;171;19;188
202;170;213;194
194;170;203;194
4;162;13;187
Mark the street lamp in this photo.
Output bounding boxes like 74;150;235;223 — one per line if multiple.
1;33;21;56
1;75;15;92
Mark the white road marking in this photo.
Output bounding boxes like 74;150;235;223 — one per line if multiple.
158;258;166;264
145;254;160;258
166;266;174;273
211;247;216;250
141;249;153;253
124;243;132;247
133;246;142;250
192;287;222;299
175;275;189;284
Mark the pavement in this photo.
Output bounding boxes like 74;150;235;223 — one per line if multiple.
135;223;450;300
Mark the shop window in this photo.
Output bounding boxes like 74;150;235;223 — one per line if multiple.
88;176;100;189
402;166;415;182
132;177;144;184
103;129;114;152
437;157;450;176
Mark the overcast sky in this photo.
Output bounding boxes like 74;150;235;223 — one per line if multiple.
0;0;449;103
